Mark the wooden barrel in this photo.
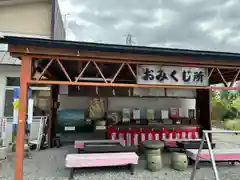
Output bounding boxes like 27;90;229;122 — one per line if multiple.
145;148;162;171
171;152;188;171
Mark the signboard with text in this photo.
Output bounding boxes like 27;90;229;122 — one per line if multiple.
137;65;208;86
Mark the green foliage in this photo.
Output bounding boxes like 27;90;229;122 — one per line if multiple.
211;90;240;121
232;96;240;110
223;119;240;130
223;107;238;120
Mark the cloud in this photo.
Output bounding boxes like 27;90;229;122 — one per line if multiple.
59;0;240;52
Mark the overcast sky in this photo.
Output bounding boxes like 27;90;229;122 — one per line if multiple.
59;0;240;52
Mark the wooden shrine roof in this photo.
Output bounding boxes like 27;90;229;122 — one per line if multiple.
1;35;240;61
1;36;240;86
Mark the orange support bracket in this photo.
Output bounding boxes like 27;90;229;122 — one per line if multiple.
14;56;32;180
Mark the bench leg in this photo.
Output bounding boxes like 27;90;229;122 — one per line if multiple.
128;164;134;175
55;138;61;148
188;158;200;169
69;168;74;180
188;157;194;165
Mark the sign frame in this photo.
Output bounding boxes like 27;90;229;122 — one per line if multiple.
136;65;208;86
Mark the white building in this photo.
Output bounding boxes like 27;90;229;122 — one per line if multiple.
0;0;65;117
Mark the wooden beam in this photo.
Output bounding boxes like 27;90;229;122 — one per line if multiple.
10;53;240;69
210;69;238;76
8;45;240;68
37;59;54;80
196;89;211;140
14;56;32;180
38;64;53;79
210;73;240;84
28;80;240;91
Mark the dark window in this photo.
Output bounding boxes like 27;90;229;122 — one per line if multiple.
3;89;49;117
4;90;13;117
6;77;20;86
6;77;48;87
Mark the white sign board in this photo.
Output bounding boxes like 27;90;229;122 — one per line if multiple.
1;118;7;146
27;99;34;124
137;65;208;86
64;126;75;131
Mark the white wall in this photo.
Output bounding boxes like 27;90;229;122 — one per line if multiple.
0;1;52;37
58;95;195;118
0;0;65;40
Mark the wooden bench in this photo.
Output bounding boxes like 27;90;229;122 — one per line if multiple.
65;152;139;179
164;139;202;149
74;139;125;151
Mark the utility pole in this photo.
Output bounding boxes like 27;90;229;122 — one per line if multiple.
63;13;70;33
126;33;136;45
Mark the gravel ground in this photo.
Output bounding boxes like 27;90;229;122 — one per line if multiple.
1;130;240;180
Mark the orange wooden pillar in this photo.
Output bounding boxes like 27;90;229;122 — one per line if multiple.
14;56;32;180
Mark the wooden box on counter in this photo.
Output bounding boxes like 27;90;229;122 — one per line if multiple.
136;119;149;125
189;119;198;125
181;118;190;125
172;118;182;125
148;120;162;125
169;108;179;119
162;119;173;125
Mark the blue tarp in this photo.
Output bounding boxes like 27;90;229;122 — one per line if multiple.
57;109;85;121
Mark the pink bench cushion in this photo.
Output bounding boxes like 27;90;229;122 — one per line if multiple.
65;152;139;168
200;153;240;160
186;149;240;161
74;143;84;149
